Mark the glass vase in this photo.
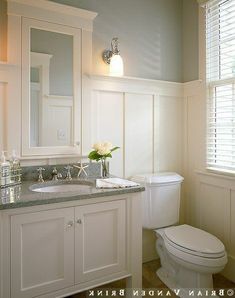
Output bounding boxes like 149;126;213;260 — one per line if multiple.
101;158;109;178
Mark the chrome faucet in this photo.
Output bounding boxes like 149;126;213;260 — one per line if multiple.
51;167;62;181
37;167;45;182
64;166;73;181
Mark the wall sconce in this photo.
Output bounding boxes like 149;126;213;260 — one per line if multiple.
102;37;124;77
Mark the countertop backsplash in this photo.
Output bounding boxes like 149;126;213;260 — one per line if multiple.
21;161;102;182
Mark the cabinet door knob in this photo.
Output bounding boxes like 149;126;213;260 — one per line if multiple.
76;219;82;224
67;221;74;228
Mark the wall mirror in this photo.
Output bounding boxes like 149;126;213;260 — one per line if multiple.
22;18;81;156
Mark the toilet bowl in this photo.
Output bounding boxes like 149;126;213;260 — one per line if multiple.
155;225;227;297
131;172;228;296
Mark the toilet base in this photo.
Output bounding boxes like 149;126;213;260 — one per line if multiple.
157;267;188;298
157;267;219;298
155;231;223;298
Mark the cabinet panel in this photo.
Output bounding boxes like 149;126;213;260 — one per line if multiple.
75;200;126;283
11;208;74;298
125;93;153;177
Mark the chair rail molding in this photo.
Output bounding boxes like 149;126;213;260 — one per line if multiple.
88;74;184;98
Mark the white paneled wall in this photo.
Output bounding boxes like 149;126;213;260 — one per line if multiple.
91;91;124;177
231;193;235;258
157;95;184;172
184;81;235;282
88;75;184;181
125;93;154;178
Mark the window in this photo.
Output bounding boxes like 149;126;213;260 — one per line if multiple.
206;0;235;173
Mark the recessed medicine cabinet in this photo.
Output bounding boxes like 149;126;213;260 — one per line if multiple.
7;0;97;158
22;18;81;156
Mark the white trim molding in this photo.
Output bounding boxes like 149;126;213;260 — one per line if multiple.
89;74;183;97
7;0;97;31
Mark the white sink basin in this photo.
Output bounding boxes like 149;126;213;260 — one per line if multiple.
30;181;93;193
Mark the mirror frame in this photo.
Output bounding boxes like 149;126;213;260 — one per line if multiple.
22;17;81;157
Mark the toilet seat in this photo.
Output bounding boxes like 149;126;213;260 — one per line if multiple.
164;238;227;269
159;225;227;268
163;224;226;258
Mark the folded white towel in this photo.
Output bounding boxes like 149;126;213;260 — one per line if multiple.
96;178;140;189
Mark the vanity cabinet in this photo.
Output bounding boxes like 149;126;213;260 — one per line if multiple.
11;208;75;298
75;200;126;284
7;198;131;298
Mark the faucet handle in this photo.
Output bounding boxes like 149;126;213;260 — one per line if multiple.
64;166;73;181
51;167;63;181
57;172;63;179
37;167;45;182
51;167;58;181
52;167;58;174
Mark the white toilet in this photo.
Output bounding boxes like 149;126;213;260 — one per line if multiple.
132;172;227;297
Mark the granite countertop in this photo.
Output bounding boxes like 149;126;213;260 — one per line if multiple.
0;178;145;210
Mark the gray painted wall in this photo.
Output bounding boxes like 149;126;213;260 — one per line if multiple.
0;0;199;82
50;0;185;82
182;0;199;82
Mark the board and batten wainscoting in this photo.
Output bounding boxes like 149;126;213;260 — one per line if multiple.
184;80;235;283
83;75;184;178
82;75;185;262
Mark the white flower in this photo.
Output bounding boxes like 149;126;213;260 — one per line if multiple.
97;147;111;155
92;141;113;156
103;141;113;151
92;142;103;151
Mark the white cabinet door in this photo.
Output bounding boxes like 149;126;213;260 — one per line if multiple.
75;200;126;283
11;208;74;298
125;93;154;177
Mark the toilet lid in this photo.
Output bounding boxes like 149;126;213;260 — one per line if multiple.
164;225;225;256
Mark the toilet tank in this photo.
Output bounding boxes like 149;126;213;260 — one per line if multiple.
132;172;184;229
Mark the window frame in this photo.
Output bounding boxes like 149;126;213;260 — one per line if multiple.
201;0;235;176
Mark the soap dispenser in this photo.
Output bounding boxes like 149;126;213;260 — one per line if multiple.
0;151;11;187
11;150;21;183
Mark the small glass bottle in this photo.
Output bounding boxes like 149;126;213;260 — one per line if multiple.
11;150;21;183
1;151;11;187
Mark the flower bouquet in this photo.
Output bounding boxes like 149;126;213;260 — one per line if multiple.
88;142;119;178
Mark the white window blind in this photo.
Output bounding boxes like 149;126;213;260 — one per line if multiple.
206;0;235;172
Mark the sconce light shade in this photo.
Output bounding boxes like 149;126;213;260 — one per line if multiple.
110;54;124;76
102;37;124;77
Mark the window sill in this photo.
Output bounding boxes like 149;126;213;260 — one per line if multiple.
196;168;235;179
195;169;235;190
206;167;235;177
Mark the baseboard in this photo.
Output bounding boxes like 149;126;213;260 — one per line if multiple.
222;254;235;283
